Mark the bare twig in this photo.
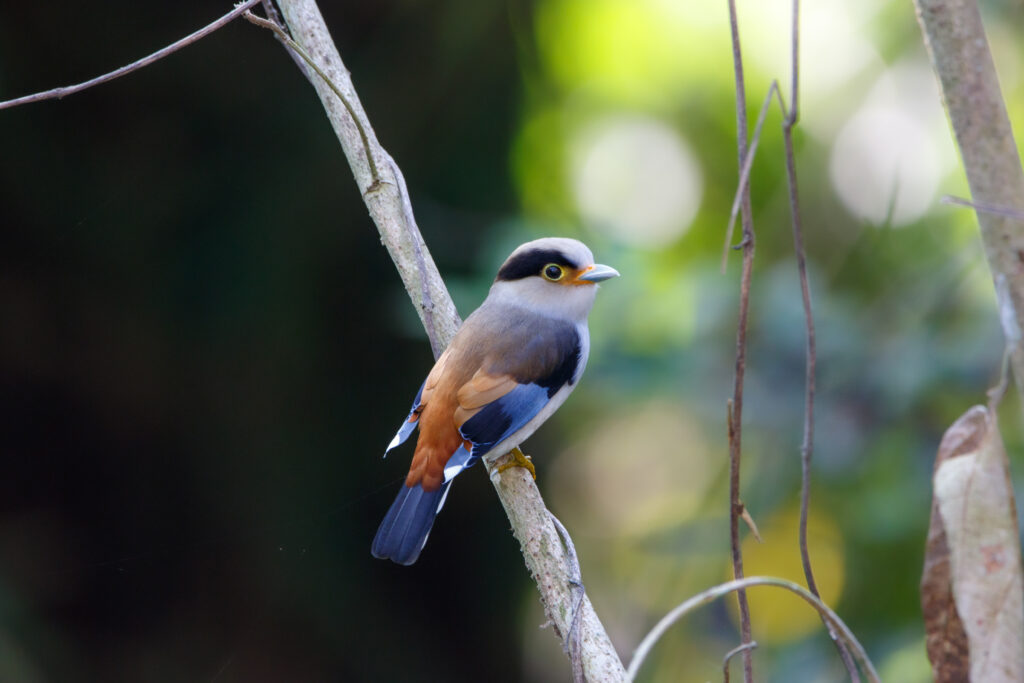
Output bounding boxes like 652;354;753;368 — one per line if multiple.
778;0;859;677
259;0;312;80
988;345;1013;408
722;642;758;683
720;81;780;270
260;0;285;27
785;0;800;127
941;195;1024;221
0;0;264;111
626;577;880;682
725;2;757;680
720;3;858;677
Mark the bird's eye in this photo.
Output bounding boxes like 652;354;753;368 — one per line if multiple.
542;264;564;281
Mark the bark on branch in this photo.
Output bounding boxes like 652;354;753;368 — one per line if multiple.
913;0;1024;395
272;1;626;679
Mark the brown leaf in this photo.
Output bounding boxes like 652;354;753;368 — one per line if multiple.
922;405;1024;682
922;406;981;682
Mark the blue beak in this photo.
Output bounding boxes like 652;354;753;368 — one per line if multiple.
577;264;620;283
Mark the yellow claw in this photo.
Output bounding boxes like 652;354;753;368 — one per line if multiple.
495;447;536;479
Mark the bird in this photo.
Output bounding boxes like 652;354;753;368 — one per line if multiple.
371;237;619;565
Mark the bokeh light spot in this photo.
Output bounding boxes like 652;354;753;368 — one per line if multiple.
535;0;726;106
828;62;956;227
878;637;932;683
730;507;845;645
553;401;716;537
830;104;940;226
742;0;884;101
569;115;702;247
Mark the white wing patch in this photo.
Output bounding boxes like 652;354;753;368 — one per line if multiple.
443;444;475;482
384;418;418;458
436;481;453;513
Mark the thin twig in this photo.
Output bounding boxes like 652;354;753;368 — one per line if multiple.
626;576;880;682
720;81;780;271
243;11;381;188
0;0;264;111
725;2;757;681
941;195;1024;221
259;0;312;81
988;345;1013;409
260;0;285;27
777;2;858;677
549;512;586;683
786;0;800;127
723;642;758;683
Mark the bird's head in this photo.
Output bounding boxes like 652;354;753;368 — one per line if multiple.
489;237;619;322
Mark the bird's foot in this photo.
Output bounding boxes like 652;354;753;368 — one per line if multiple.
495;447;536;480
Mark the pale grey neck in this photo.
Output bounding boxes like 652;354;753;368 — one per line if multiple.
486;279;598;323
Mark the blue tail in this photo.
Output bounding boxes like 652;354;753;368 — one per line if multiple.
371;482;450;565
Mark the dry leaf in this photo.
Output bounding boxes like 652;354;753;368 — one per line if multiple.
922;405;1024;682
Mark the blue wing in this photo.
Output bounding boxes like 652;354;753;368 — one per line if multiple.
442;382;551;482
384;380;425;457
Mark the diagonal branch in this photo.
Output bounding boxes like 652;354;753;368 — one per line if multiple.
913;0;1024;399
268;1;627;679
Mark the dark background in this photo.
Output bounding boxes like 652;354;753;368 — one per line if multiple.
2;1;1022;681
1;2;533;681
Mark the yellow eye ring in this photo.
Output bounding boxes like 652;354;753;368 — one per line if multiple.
542;264;565;281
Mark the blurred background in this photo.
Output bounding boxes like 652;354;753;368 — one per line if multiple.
1;0;1022;680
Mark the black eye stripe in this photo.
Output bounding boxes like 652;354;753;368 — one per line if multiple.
496;249;579;281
